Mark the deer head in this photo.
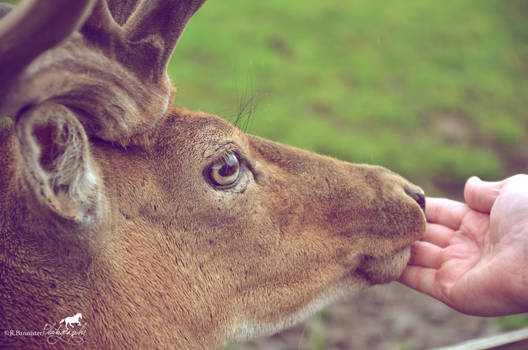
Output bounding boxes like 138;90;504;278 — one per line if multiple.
0;1;426;349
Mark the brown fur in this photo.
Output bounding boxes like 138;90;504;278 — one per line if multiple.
0;1;426;349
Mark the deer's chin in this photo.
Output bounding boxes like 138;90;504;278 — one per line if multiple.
356;247;411;284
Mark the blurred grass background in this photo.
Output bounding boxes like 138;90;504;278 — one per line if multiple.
2;0;527;348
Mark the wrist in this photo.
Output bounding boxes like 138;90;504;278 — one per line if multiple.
511;230;528;313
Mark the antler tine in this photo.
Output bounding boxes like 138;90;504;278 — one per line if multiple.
0;0;97;93
85;0;140;29
122;0;207;83
82;0;123;53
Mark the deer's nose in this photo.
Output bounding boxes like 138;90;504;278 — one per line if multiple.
404;185;426;212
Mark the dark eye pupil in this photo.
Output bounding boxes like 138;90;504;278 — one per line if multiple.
219;154;238;176
207;152;241;188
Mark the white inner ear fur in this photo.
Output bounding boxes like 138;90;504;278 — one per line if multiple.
16;103;104;225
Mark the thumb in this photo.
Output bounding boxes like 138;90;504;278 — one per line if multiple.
464;176;506;213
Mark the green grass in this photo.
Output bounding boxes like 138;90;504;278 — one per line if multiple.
491;314;528;331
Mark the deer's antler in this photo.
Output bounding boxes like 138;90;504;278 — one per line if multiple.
0;0;206;143
106;0;140;25
0;0;96;94
83;0;205;84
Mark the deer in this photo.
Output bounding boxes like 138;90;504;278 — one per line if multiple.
0;0;427;349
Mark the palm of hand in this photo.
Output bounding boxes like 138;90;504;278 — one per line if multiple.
400;175;528;316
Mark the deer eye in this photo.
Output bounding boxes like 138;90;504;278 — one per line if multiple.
208;152;241;188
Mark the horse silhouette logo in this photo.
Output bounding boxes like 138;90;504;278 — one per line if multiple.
59;313;82;328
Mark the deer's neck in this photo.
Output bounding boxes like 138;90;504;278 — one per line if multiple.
0;129;215;349
1;129;91;334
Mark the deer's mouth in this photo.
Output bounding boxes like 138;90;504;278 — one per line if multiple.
356;247;411;284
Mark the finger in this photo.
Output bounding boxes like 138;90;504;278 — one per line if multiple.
464;176;506;214
422;223;456;248
425;197;470;230
398;265;437;297
409;241;444;269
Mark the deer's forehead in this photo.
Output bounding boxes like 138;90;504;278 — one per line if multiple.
160;111;247;158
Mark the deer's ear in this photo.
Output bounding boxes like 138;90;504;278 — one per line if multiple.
15;103;104;225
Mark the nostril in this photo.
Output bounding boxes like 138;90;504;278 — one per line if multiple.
404;185;426;212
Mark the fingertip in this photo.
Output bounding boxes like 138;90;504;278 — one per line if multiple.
464;176;481;195
468;176;481;183
424;197;448;219
424;197;469;229
422;223;455;247
398;265;437;296
463;177;478;208
464;176;504;213
398;265;414;286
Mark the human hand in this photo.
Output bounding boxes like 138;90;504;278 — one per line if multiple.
399;175;528;316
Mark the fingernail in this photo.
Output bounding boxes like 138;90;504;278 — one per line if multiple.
468;176;481;184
